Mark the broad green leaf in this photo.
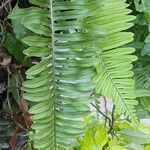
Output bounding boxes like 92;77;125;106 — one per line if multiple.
108;138;118;148
145;145;150;150
4;33;31;66
81;132;95;150
115;121;132;130
94;126;108;149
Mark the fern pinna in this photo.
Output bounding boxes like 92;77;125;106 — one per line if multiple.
9;0;139;149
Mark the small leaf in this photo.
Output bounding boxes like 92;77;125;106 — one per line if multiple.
94;126;108;149
134;0;150;12
145;145;150;150
108;138;117;148
134;0;144;12
141;43;150;56
115;121;132;130
81;132;95;150
145;34;150;43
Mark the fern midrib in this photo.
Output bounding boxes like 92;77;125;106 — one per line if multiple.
100;54;138;124
50;0;56;149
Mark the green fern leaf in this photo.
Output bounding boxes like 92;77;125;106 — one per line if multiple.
93;0;139;124
135;65;150;90
134;64;150;113
9;0;105;149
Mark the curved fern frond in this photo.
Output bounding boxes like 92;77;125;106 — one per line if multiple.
93;0;139;124
9;0;105;149
135;64;150;91
134;64;150;113
140;97;150;112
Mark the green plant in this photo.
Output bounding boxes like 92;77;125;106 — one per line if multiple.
71;116;150;150
7;0;150;149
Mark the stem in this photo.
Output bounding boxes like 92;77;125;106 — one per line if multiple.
49;0;56;149
108;105;115;138
103;96;107;127
91;103;116;138
91;103;112;128
6;66;12;115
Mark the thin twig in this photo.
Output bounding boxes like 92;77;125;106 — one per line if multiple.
0;0;12;11
95;99;99;118
103;96;107;127
6;65;12;115
13;119;28;132
92;102;116;138
111;105;115;127
91;102;112;129
108;105;116;138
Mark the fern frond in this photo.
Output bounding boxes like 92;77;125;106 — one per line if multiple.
136;89;150;97
134;64;150;113
93;0;139;124
9;0;105;149
134;64;150;90
140;97;150;112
